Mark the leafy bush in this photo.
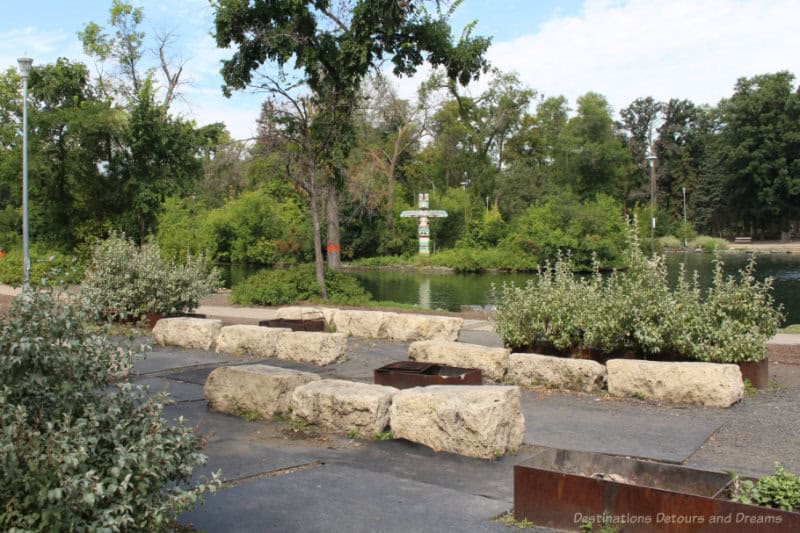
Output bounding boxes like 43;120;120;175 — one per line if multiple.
731;465;800;512
689;235;729;251
503;193;628;269
0;288;219;530
232;264;372;306
82;233;221;320
422;247;538;273
657;235;683;249
492;222;782;363
0;249;83;286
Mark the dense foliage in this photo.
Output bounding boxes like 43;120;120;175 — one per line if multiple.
1;1;799;301
232;264;371;306
0;288;219;530
82;233;221;320
0;248;82;286
492;225;782;363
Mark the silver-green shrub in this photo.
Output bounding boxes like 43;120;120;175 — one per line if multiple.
0;288;220;530
82;232;221;320
492;221;782;363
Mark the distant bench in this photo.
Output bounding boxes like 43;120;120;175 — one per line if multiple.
734;236;752;243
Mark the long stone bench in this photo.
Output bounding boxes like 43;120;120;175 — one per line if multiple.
215;325;290;358
389;385;525;459
508;353;607;392
291;379;398;435
273;306;463;342
204;364;320;418
607;359;744;407
153;317;223;351
408;340;510;382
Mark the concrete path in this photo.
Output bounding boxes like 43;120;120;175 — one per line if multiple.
128;332;800;532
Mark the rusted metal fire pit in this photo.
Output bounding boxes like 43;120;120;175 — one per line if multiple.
374;361;481;389
514;448;799;532
259;318;326;332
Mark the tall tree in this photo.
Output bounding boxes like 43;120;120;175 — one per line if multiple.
718;71;800;237
212;0;489;292
563;92;632;200
620;96;662;207
79;0;186;107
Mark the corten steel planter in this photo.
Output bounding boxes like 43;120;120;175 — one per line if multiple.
259;318;326;332
374;361;482;389
738;359;769;389
514;448;800;532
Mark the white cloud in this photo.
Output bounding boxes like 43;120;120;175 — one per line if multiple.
484;0;800;114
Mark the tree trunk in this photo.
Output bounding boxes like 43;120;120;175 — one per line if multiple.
386;157;397;233
326;185;341;269
310;185;328;299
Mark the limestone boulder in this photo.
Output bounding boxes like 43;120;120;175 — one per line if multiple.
607;359;744;407
152;317;222;351
389;385;525;459
408;340;510;382
508;353;607;392
291;379;398;435
204;364;320;418
385;314;463;343
330;310;390;338
275;306;336;325
215;325;289;358
275;331;348;365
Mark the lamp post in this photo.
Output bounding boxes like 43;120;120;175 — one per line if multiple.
682;187;687;248
18;57;33;291
460;176;469;238
646;150;657;252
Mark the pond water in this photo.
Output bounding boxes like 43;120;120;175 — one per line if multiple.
221;252;800;325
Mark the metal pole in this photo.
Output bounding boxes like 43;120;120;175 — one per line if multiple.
682;187;687;248
18;57;32;291
647;153;657;252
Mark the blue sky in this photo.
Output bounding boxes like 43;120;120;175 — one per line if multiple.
2;0;799;140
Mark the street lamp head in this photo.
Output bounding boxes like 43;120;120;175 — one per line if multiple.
17;57;33;79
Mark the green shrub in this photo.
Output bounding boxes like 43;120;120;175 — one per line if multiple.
422;247;538;273
503;193;627;269
82;232;221;320
0;249;83;286
657;235;683;249
492;222;782;363
232;264;372;306
731;465;800;512
0;288;219;530
349;255;415;268
689;235;729;251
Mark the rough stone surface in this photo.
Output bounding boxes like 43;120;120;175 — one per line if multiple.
408;340;510;382
153;318;223;351
389;385;525;459
215;325;289;358
607;359;744;407
275;331;348;365
204;364;320;418
385;314;463;343
330;310;390;338
508;353;607;392
275;306;336;325
291;379;398;435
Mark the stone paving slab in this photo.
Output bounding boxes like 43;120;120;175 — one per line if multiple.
136;376;206;402
191;440;318;485
162;400;273;444
521;392;723;463
179;464;512;533
317;439;537;504
133;347;233;375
